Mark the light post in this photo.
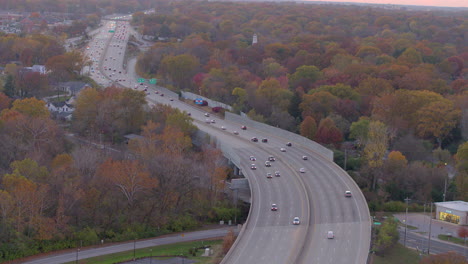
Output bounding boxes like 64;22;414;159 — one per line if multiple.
75;248;80;264
133;239;136;261
404;197;411;247
428;202;433;255
150;249;152;264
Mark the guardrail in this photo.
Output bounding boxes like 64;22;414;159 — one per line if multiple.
224;112;333;161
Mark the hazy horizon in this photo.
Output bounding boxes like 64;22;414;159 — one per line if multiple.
304;0;468;8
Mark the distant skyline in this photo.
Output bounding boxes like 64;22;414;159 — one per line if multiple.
305;0;468;8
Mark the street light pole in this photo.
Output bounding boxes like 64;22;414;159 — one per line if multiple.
404;197;410;247
428;202;433;255
75;248;80;264
133;239;136;261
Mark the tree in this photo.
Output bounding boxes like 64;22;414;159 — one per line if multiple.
349;117;370;147
289;65;322;92
416;100;460;147
454;142;468;201
419;251;467;264
373;218;399;256
357;77;394;97
98;159;156;209
299;91;338;121
300;116;317;140
364;121;388;190
457;226;468;245
11;97;49;118
3;75;15;97
160;54;200;90
255;78;293;115
315;118;342;148
0;92;12;111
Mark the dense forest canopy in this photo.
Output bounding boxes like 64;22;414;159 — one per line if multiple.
134;1;467;208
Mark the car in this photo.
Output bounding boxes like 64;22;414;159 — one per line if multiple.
327;231;334;239
280;148;286;152
345;191;352;197
160;93;164;96
292;217;300;225
271;204;278;211
251;137;258;142
249;156;256;161
265;161;271;167
204;113;210;117
302;156;308;160
268;156;275;161
210;119;216;123
262;138;268;143
299;168;305;173
221;126;226;130
251;164;257;170
170;98;174;102
233;131;239;135
286;142;292;147
266;173;272;179
275;171;280;177
241;125;247;130
187;112;191;116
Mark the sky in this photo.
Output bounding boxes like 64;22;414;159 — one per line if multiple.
305;0;468;8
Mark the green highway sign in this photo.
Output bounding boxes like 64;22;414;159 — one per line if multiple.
373;222;381;225
149;78;157;84
137;78;146;83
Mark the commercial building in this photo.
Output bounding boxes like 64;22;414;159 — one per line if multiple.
434;201;468;225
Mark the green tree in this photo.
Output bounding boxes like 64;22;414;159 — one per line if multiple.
4;75;15;97
289;65;322;91
364;121;388;190
350;117;370;147
11;98;49;118
373;218;399;256
160;54;200;90
455;142;468;201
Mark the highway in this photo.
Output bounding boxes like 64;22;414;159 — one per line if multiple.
81;18;371;264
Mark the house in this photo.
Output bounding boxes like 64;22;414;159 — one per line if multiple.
56;81;91;96
47;101;74;113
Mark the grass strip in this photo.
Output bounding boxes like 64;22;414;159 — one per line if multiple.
64;239;222;264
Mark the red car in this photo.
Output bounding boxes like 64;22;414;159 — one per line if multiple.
241;125;247;130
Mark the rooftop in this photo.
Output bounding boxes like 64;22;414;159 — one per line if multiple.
435;201;468;212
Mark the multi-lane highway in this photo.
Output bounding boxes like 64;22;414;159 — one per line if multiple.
82;18;371;264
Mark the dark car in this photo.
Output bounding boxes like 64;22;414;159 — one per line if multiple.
262;138;268;143
251;137;258;142
241;125;247;130
286;142;292;147
268;156;275;162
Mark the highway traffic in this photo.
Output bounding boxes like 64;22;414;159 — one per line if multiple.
83;18;371;264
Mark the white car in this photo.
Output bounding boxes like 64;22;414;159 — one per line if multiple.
233;131;239;135
251;164;257;170
302;156;308;160
265;161;271;167
221;126;226;130
299;168;305;173
280;148;286;152
293;217;300;225
275;171;280;177
204;113;210;117
327;231;334;239
345;191;352;197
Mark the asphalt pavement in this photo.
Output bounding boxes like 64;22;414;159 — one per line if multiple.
21;227;233;264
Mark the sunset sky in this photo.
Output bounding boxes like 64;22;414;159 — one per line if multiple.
306;0;468;8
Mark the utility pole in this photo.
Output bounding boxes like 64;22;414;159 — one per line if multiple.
404;197;411;247
428;203;433;255
344;149;347;171
133;239;136;261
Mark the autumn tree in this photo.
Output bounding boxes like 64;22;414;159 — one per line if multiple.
300;116;317;140
419;251;467;264
314;117;342;148
416;100;460;147
46;51;85;82
98;158;156;210
299;91;338;121
160;54;200;90
11;97;49;118
364;121;388;190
